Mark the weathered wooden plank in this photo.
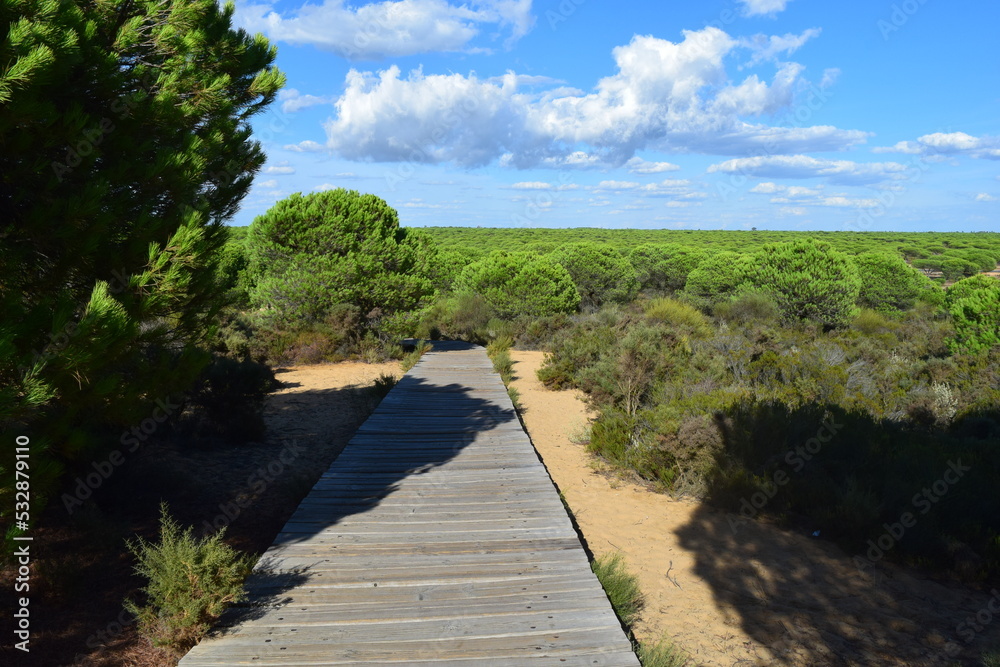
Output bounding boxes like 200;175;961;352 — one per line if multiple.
182;627;634;664
178;343;638;667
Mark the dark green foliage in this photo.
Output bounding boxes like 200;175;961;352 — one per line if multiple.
428;248;476;291
854;251;931;312
186;357;278;442
418;227;1000;267
400;339;433;372
247;189;435;325
551;243;639;307
747;239;861;328
0;0;284;529
453;251;580;320
683;251;753;303
370;373;398;399
947;274;1000;304
211;305;365;366
539;298;1000;579
628;244;705;293
217;234;253;308
948;284;1000;356
125;504;253;655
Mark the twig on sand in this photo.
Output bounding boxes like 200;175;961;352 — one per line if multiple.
666;560;682;589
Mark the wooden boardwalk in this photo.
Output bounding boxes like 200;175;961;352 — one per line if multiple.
179;341;639;666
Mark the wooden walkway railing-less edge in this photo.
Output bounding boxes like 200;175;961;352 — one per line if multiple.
179;341;640;666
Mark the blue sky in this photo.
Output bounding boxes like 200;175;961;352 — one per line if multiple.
229;0;1000;231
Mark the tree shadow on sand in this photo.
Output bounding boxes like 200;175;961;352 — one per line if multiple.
675;401;1000;666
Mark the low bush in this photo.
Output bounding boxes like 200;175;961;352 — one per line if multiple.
125;504;253;655
644;297;711;337
185;357;278;442
714;291;780;325
370;373;398;399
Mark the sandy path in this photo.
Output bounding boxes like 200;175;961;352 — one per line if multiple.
509;350;1000;667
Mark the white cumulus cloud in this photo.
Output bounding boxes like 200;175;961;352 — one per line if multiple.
873;132;1000;160
708;155;908;185
975;193;997;202
322;28;867;169
234;0;535;59
625;157;681;174
739;29;820;67
738;0;792;17
284;140;326;152
279;88;334;113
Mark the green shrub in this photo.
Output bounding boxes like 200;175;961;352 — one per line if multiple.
455;251;580;320
949;286;1000;355
747;239;861;328
683;251;752;302
536;310;625;389
852;308;899;335
486;335;514;356
125;504;253;655
947;274;1000;304
448;292;495;341
246;189;435;326
714;291;780;324
591;552;644;627
628;243;705;293
187;357;278;442
551;243;639;307
371;373;398;399
644;298;711;337
854;251;932;312
588;413;634;464
519;312;572;349
491;349;514;385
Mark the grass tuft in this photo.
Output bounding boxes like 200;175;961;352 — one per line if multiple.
637;637;691;667
401;339;433;371
371;372;397;399
591;552;644;627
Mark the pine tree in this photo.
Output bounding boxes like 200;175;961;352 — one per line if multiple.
246;189;436;325
0;0;284;529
